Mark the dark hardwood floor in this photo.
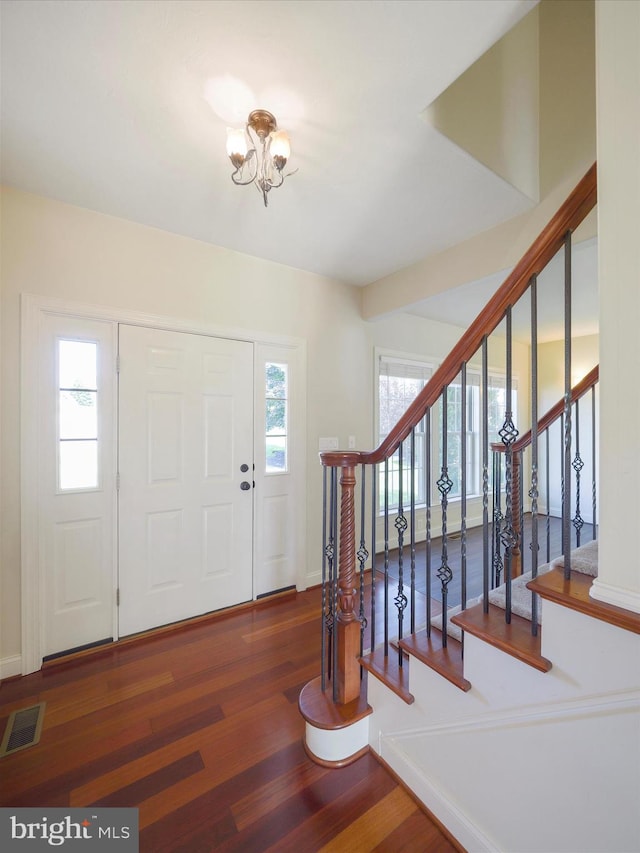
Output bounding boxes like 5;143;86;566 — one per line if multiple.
0;590;458;852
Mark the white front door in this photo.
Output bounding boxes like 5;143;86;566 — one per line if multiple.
39;314;117;658
117;325;254;636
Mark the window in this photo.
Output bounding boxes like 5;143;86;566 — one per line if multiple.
376;351;518;507
378;355;433;509
265;362;288;473
58;339;99;490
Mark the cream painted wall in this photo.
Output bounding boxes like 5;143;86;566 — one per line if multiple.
0;187;366;663
539;0;596;198
538;334;599;412
592;0;640;612
1;187;503;666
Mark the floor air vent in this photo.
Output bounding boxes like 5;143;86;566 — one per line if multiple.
0;702;46;757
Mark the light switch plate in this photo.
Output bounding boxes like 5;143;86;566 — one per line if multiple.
319;436;339;451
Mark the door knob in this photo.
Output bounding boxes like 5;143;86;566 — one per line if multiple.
240;481;251;491
240;463;249;472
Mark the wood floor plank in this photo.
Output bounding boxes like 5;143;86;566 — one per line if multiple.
70;693;291;807
372;808;458;852
92;751;205;807
44;671;175;727
318;786;418;852
1;587;458;852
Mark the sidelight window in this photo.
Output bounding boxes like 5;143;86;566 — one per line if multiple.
58;339;99;490
265;362;288;473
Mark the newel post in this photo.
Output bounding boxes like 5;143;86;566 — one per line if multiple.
322;451;362;705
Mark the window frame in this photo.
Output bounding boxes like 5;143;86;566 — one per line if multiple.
375;347;519;511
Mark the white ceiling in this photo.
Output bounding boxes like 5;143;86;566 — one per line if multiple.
1;0;538;287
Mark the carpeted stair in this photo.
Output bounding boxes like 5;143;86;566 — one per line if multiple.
432;539;598;639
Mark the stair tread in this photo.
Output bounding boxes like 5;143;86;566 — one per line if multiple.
359;648;414;705
451;603;552;672
399;629;471;692
528;568;640;635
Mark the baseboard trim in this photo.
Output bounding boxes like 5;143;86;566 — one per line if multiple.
374;736;497;852
0;655;23;681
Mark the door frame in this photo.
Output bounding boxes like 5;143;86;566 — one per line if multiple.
21;293;307;674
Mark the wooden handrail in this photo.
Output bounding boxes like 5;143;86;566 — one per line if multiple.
492;365;599;454
320;163;597;469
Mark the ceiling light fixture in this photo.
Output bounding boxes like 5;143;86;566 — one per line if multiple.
226;110;295;207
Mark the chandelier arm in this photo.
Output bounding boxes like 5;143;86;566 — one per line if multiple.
230;148;258;186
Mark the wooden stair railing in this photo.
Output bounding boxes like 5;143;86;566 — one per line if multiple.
492;365;599;578
307;163;597;713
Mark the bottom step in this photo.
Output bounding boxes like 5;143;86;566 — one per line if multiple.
359;648;414;705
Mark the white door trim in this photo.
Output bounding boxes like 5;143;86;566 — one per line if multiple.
21;293;307;674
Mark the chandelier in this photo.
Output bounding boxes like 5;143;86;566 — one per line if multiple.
226;110;294;207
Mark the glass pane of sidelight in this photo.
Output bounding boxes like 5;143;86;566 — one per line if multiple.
265;362;288;473
59;440;99;490
59;340;97;390
58;339;99;491
266;436;287;473
59;389;97;440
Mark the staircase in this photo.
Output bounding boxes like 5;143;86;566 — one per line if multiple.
299;164;640;852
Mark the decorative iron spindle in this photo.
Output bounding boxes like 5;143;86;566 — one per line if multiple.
572;398;585;546
529;275;540;634
499;306;519;623
357;463;369;662
410;428;417;634
545;429;551;564
323;467;338;689
425;409;432;636
482;337;490;613
395;441;408;664
383;458;390;656
562;231;573;579
460;364;468;609
321;467;329;690
437;386;454;645
370;463;377;650
492;451;504;587
592;386;597;539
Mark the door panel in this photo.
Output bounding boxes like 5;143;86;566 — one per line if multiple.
118;325;254;636
40;314;116;657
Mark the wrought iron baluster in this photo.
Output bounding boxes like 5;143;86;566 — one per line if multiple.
492;450;503;588
563;231;572;578
370;463;377;650
499;305;519;624
546;428;551;564
592;386;597;539
395;441;408;665
357;463;369;663
425;409;432;636
529;275;540;634
324;467;338;689
329;467;339;700
383;458;390;657
461;363;468;610
410;427;416;634
321;466;328;690
572;398;584;547
482;337;490;613
437;386;454;645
